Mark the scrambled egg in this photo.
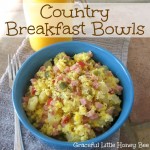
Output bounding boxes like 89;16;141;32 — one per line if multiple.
23;51;122;142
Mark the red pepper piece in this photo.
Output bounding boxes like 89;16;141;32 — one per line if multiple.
78;61;85;68
62;116;70;124
31;87;36;95
47;98;53;106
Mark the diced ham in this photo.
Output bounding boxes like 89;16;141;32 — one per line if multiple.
83;116;89;124
30;78;37;84
91;75;99;81
52;130;60;136
93;81;99;89
56;74;64;81
106;107;114;115
84;124;91;129
95;63;101;68
52;122;59;128
36;114;47;129
43;105;49;111
88;51;93;57
75;91;81;96
70;63;82;73
64;66;70;73
86;101;92;110
50;110;55;115
107;71;113;76
89;113;99;120
22;97;29;103
85;72;91;78
87;110;99;120
109;89;115;94
95;102;103;109
87;110;95;117
64;77;71;84
37;122;44;129
63;55;70;60
50;100;55;106
34;74;38;78
85;72;90;75
53;66;59;73
94;127;103;132
41;114;47;122
40;66;46;71
75;87;81;96
57;76;63;81
80;98;87;106
52;80;55;84
75;67;81;74
70;64;79;70
71;80;79;87
116;85;123;92
43;110;48;115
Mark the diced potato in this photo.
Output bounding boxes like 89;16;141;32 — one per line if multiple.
27;96;38;111
48;113;61;124
39;91;48;104
99;81;109;94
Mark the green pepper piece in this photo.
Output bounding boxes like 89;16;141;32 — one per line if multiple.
88;89;93;95
59;82;68;90
93;70;100;76
103;66;108;72
44;60;52;68
45;71;50;78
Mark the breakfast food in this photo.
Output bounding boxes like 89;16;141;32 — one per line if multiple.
22;51;123;142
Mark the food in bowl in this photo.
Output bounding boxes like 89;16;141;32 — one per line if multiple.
22;51;123;142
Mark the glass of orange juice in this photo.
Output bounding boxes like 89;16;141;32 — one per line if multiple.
23;0;75;51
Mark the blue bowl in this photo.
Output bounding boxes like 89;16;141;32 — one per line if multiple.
12;41;134;149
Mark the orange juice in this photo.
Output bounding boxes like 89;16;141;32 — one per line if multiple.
23;0;74;51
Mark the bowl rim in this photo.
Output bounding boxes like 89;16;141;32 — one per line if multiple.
12;41;134;147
